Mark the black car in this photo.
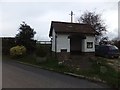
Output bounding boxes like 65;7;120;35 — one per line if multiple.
95;45;120;58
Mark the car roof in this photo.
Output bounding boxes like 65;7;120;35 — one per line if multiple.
99;44;114;47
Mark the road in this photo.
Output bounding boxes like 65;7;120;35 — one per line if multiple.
2;60;111;88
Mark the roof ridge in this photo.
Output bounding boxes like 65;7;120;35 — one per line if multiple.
51;21;88;25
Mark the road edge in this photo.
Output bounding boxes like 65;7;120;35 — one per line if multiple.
16;60;107;84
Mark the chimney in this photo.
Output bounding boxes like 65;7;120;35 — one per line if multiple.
69;11;74;23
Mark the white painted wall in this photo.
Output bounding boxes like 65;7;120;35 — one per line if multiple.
51;29;55;52
82;35;95;52
81;39;85;52
51;28;95;53
56;34;70;52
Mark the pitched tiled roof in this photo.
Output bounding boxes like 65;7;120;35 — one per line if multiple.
49;21;95;37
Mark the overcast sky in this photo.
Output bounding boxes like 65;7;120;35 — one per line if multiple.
0;0;119;41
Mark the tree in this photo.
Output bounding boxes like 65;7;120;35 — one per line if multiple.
78;11;107;44
15;22;36;54
99;36;109;45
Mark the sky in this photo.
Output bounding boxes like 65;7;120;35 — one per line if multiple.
0;0;119;41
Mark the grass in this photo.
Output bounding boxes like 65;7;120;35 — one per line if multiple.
89;57;119;88
38;56;120;89
3;54;120;89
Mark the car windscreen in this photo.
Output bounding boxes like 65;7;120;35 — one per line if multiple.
109;46;118;50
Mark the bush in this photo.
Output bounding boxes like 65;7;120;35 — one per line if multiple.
2;37;16;55
36;45;47;57
10;45;26;58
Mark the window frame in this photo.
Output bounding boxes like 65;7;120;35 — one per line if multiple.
87;42;93;48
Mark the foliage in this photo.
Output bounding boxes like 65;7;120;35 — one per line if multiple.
36;44;47;57
99;36;109;45
10;45;26;58
16;54;37;64
90;57;120;88
15;22;36;54
79;11;106;36
2;37;16;55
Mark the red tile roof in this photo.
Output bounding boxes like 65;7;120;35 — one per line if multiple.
49;21;95;37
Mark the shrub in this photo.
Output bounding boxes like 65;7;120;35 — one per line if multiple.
2;37;16;55
10;45;26;58
36;45;47;57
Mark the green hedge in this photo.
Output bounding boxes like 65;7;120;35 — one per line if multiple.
35;44;49;57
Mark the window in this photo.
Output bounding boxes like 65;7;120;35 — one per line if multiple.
87;42;93;48
109;46;118;50
61;49;67;52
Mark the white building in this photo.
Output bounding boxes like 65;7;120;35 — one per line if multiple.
49;21;95;61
